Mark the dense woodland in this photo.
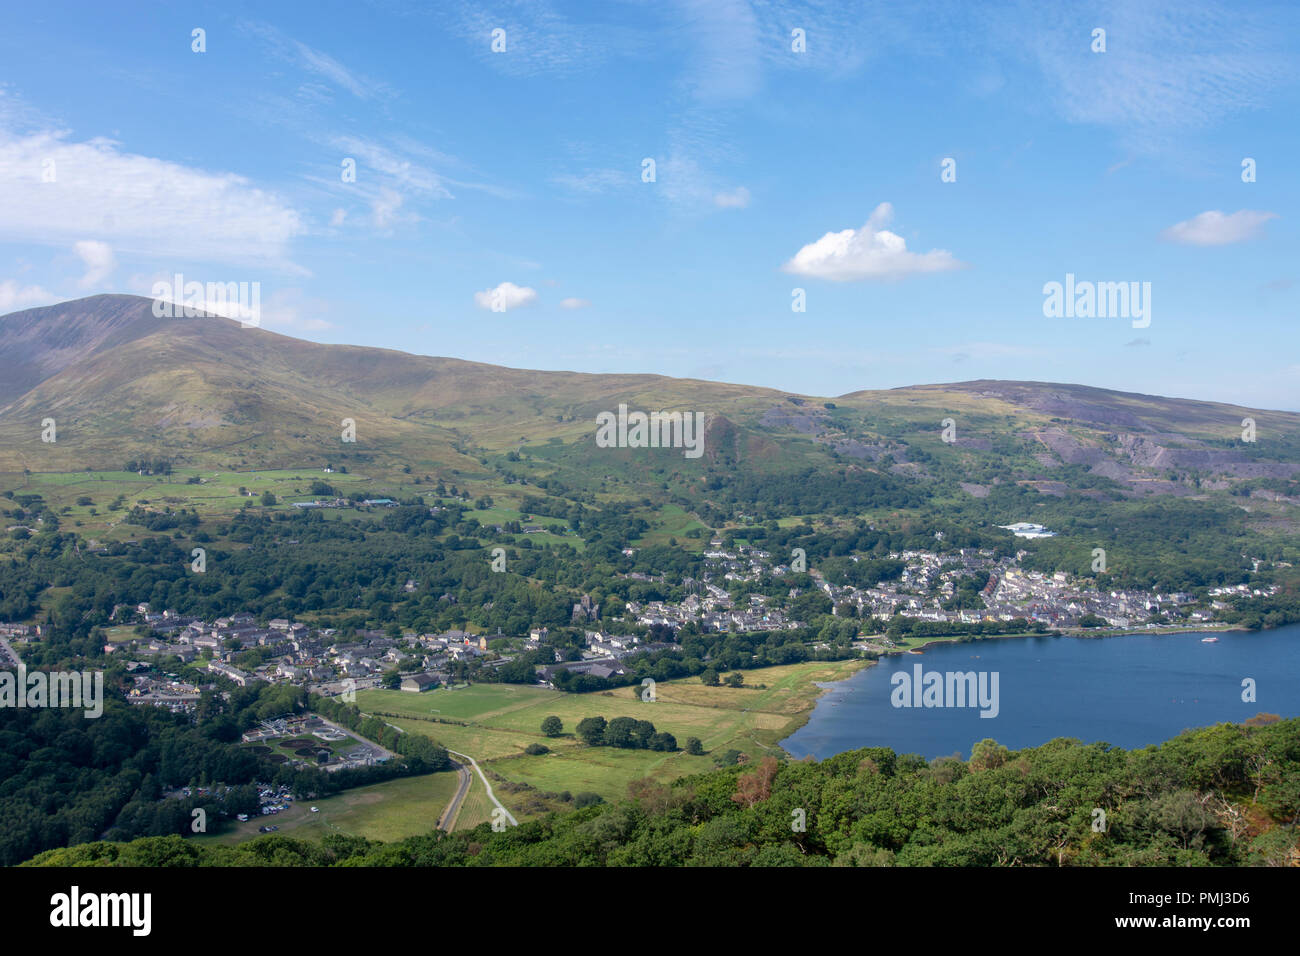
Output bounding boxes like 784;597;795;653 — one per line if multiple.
25;717;1300;867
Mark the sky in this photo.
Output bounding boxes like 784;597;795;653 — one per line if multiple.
1;0;1298;410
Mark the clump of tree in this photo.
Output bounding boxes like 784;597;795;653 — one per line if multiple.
124;458;173;475
574;716;677;751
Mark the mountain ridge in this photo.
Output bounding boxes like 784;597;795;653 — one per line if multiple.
1;295;1297;491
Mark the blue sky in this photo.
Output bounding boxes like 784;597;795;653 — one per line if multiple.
1;0;1298;409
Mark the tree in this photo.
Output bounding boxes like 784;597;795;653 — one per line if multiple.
731;756;780;808
540;716;563;738
714;749;744;767
576;716;607;746
649;732;677;752
701;667;719;686
969;738;1009;771
631;719;656;749
261;492;277;506
685;737;704;756
725;672;744;688
604;716;637;748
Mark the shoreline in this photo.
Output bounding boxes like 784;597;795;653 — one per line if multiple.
770;657;875;749
877;621;1259;658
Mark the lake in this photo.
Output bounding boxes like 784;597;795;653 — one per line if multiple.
780;624;1300;761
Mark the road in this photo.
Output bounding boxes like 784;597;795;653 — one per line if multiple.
447;749;517;827
437;759;472;831
355;711;508;830
0;636;20;667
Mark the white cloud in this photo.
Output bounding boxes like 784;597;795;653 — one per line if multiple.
0;279;55;312
559;297;591;309
0;128;305;271
782;203;965;281
329;208;347;227
73;239;115;288
474;281;538;312
1161;209;1278;245
713;186;750;209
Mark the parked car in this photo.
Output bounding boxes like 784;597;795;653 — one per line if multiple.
310;806;319;813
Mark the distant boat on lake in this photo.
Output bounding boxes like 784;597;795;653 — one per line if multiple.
1201;636;1219;643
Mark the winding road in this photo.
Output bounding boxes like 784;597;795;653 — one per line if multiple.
357;710;514;830
447;749;517;828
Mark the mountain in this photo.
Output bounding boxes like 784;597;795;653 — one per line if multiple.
1;295;1298;499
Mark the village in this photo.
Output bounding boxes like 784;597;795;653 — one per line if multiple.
626;536;1274;634
0;535;1275;715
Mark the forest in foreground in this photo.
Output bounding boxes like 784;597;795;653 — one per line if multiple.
25;717;1300;867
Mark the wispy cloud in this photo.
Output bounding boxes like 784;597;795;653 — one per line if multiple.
239;20;393;100
449;0;648;77
675;0;762;103
713;186;751;209
257;287;335;331
552;169;628;194
934;341;1050;363
1161;209;1277;245
1016;0;1295;151
332;135;453;199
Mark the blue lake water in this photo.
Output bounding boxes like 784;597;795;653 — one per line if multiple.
780;624;1300;761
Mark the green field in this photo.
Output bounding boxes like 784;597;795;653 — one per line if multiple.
634;503;709;549
451;774;495;831
197;771;461;845
354;657;871;810
11;467;382;540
